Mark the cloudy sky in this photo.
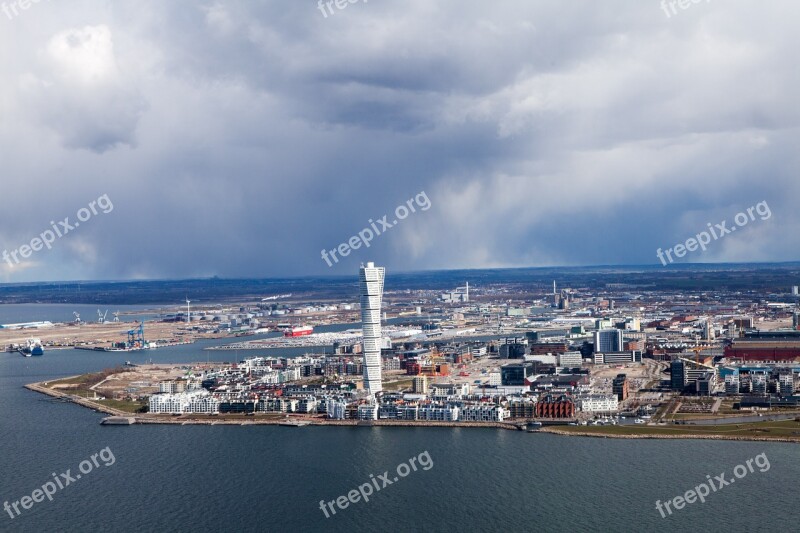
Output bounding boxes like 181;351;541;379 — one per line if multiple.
1;0;798;282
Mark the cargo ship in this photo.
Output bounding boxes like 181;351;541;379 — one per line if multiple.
283;325;314;337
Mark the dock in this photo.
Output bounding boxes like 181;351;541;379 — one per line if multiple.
101;416;136;425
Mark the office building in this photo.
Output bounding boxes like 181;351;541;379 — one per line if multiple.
501;363;535;386
594;351;642;365
360;262;385;396
612;374;628;401
670;360;686;391
594;329;623;353
499;337;528;359
697;372;716;396
558;351;583;368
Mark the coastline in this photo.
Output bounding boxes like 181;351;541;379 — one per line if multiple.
24;380;521;429
538;426;800;443
25;380;800;442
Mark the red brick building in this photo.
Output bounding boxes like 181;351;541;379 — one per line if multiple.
535;394;575;418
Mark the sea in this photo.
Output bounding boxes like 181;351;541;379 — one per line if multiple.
1;306;798;532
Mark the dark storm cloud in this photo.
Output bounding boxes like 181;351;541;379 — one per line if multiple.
1;0;799;282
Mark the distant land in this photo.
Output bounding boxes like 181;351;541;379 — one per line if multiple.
1;262;800;305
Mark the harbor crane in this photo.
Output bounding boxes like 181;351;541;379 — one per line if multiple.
73;312;81;325
126;322;146;350
97;309;109;324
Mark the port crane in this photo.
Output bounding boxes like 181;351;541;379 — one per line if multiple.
113;311;120;322
97;309;109;324
126;322;146;350
73;312;82;325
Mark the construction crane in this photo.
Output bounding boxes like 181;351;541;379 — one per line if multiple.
686;344;718;369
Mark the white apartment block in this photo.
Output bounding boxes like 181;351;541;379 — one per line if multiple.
326;399;348;420
149;390;216;414
578;395;619;413
459;405;509;422
417;405;459;421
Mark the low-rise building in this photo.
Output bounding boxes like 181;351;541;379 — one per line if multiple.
577;395;619;413
459;404;508;422
535;394;575;418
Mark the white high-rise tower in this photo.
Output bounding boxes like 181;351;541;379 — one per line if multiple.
360;262;385;396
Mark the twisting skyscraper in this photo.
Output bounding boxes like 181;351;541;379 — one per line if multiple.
360;262;385;396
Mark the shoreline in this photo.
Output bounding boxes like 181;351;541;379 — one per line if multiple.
24;380;800;442
538;426;800;443
24;380;522;429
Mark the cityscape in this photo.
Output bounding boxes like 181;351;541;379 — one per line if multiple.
3;1;800;532
20;262;800;443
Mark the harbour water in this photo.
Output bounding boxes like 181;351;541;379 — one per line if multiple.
1;320;799;532
0;304;163;325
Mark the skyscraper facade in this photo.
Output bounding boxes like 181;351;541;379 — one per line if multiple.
360;262;385;396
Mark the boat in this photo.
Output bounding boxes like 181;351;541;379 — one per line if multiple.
20;338;44;357
30;339;44;356
526;422;543;432
634;418;645;424
283;325;314;337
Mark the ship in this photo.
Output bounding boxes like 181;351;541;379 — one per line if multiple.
283;325;314;337
20;338;44;357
